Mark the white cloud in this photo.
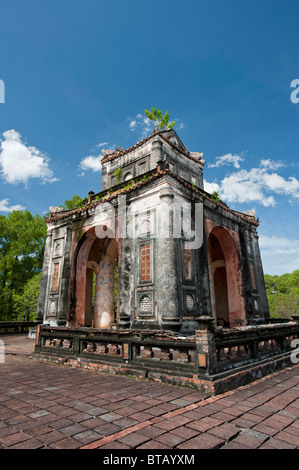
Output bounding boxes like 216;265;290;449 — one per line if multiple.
0;129;58;185
0;198;25;212
209;153;245;169
260;159;285;171
127;113;154;138
205;155;299;207
127;113;184;139
79;155;102;174
259;235;299;275
96;142;108;148
204;180;221;194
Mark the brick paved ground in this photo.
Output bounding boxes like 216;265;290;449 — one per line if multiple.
0;336;298;450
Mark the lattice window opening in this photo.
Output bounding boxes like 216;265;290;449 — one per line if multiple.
44;338;72;349
258;339;279;353
139;294;152;311
217;344;249;362
286;334;299;349
107;343;122;356
82;342;122;356
185;293;195;311
139;345;195;363
140;245;151;282
138;218;151;238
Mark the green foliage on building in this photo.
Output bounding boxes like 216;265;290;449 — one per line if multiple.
144;107;175;131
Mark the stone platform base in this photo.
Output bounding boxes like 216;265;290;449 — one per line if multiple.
32;349;295;396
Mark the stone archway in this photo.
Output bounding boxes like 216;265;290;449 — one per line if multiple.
72;227;118;328
207;224;247;327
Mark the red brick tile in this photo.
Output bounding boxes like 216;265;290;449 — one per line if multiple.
229;430;268;449
274;430;299;447
222;441;251;449
38;430;66;444
100;441;132;449
186;416;223;432
130;411;153;422
1;432;31;447
27;424;53;437
170;425;200;440
158;432;187;447
261;415;294;431
230;417;257;428
252;423;279;437
209;423;240;441
262;437;296;449
8;438;44;449
154;420;180;431
178;433;224;449
138;425;166;438
72;429;102;444
136;440;171;449
50;437;81;449
118;432;150;448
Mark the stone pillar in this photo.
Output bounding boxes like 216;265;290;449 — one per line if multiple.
253;233;270;322
151;138;163;167
195;315;217;375
57;225;72;326
158;189;181;331
36;232;52;322
93;257;115;329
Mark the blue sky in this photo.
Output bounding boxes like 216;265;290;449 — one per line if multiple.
0;0;299;275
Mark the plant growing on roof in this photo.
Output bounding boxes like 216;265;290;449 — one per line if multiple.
144;107;175;131
114;168;122;184
211;191;228;207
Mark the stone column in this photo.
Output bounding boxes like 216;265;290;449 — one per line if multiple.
253;233;270;322
195;315;217;376
151;138;163;167
93;257;115;329
158;189;181;331
36;232;52;322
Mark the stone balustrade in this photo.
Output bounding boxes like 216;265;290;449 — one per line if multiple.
34;316;299;394
0;320;42;335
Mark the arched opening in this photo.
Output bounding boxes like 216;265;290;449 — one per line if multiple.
73;227;119;328
207;226;246;328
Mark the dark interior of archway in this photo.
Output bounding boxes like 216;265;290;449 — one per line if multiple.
85;237;119;327
209;232;230;327
209;233;225;261
214;267;229;327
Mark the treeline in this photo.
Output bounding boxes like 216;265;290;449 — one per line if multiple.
0;197;298;321
264;270;299;319
0;210;46;321
0;195;83;321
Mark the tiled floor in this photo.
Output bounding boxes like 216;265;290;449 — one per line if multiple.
0;336;298;449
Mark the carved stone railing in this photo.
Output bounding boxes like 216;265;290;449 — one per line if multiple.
0;321;42;335
35;326;197;377
34;317;299;394
213;321;299;374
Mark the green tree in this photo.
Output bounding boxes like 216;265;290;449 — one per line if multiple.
12;272;42;321
265;270;299;319
63;195;84;210
144;107;175;131
0;210;46;320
